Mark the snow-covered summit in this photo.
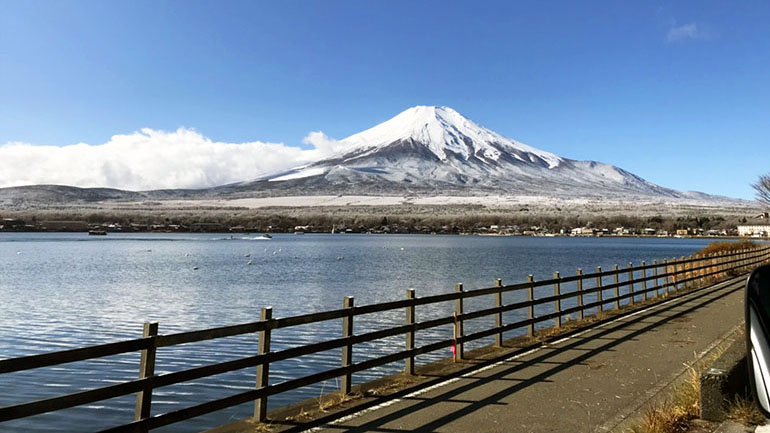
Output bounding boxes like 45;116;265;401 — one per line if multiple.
258;105;723;202
338;106;563;168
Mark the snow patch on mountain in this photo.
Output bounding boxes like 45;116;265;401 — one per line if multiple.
268;167;326;182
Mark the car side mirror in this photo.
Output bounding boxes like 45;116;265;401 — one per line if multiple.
746;264;770;416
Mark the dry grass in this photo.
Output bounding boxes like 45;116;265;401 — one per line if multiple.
317;391;361;412
242;421;275;433
726;395;765;426
695;240;759;256
630;327;748;433
284;407;314;422
630;366;700;433
364;373;420;397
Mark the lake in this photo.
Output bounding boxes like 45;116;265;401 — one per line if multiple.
0;233;717;432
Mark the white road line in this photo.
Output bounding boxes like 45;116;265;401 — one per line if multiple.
302;277;744;432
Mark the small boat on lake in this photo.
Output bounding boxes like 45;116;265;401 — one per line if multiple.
239;234;272;240
88;229;107;236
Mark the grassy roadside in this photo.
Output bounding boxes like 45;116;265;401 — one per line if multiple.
628;326;764;433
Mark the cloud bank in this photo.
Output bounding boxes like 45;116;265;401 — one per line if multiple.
0;128;343;191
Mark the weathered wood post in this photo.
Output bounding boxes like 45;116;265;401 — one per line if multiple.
722;252;727;274
695;256;701;281
254;307;272;421
641;261;648;301
718;252;723;275
577;269;584;320
613;265;620;310
455;283;464;360
670;259;677;294
553;272;561;328
596;267;604;313
135;322;158;425
494;278;503;347
670;259;676;293
527;275;535;336
405;289;416;375
653;260;659;298
627;262;634;304
663;259;671;296
341;296;354;395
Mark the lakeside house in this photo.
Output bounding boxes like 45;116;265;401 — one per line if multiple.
738;213;770;237
571;227;597;236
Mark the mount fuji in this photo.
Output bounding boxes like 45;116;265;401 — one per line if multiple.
0;106;733;205
250;106;702;200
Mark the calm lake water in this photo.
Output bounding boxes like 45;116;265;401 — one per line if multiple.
0;233;717;432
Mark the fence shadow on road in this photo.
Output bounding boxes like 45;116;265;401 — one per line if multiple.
276;279;743;433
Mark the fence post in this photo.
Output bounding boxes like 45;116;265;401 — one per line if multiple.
718;252;723;276
613;265;620;310
671;260;677;293
455;283;464;360
627;262;634;304
254;307;272;422
341;296;354;395
669;259;677;294
641;261;648;301
679;257;686;290
553;272;561;328
695;255;700;281
135;322;158;425
494;279;503;347
653;260;659;298
405;289;415;375
527;275;535;336
577;269;584;320
596;267;604;313
663;259;671;295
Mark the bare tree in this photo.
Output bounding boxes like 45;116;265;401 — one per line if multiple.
753;173;770;206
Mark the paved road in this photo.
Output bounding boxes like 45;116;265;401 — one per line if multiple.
307;277;747;433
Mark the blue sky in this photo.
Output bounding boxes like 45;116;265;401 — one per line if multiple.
1;1;768;198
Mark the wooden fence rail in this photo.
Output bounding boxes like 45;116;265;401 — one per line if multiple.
1;246;769;432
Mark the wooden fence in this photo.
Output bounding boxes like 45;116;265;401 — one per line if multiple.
1;246;769;432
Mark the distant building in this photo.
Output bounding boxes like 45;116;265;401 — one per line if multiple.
571;227;596;236
738;220;770;237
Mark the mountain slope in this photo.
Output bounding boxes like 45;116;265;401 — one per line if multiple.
0;106;738;204
255;106;685;199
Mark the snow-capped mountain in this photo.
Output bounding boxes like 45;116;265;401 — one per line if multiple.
257;106;687;199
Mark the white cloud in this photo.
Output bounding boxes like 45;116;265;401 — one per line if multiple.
666;22;707;42
302;131;348;157
0;128;345;191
